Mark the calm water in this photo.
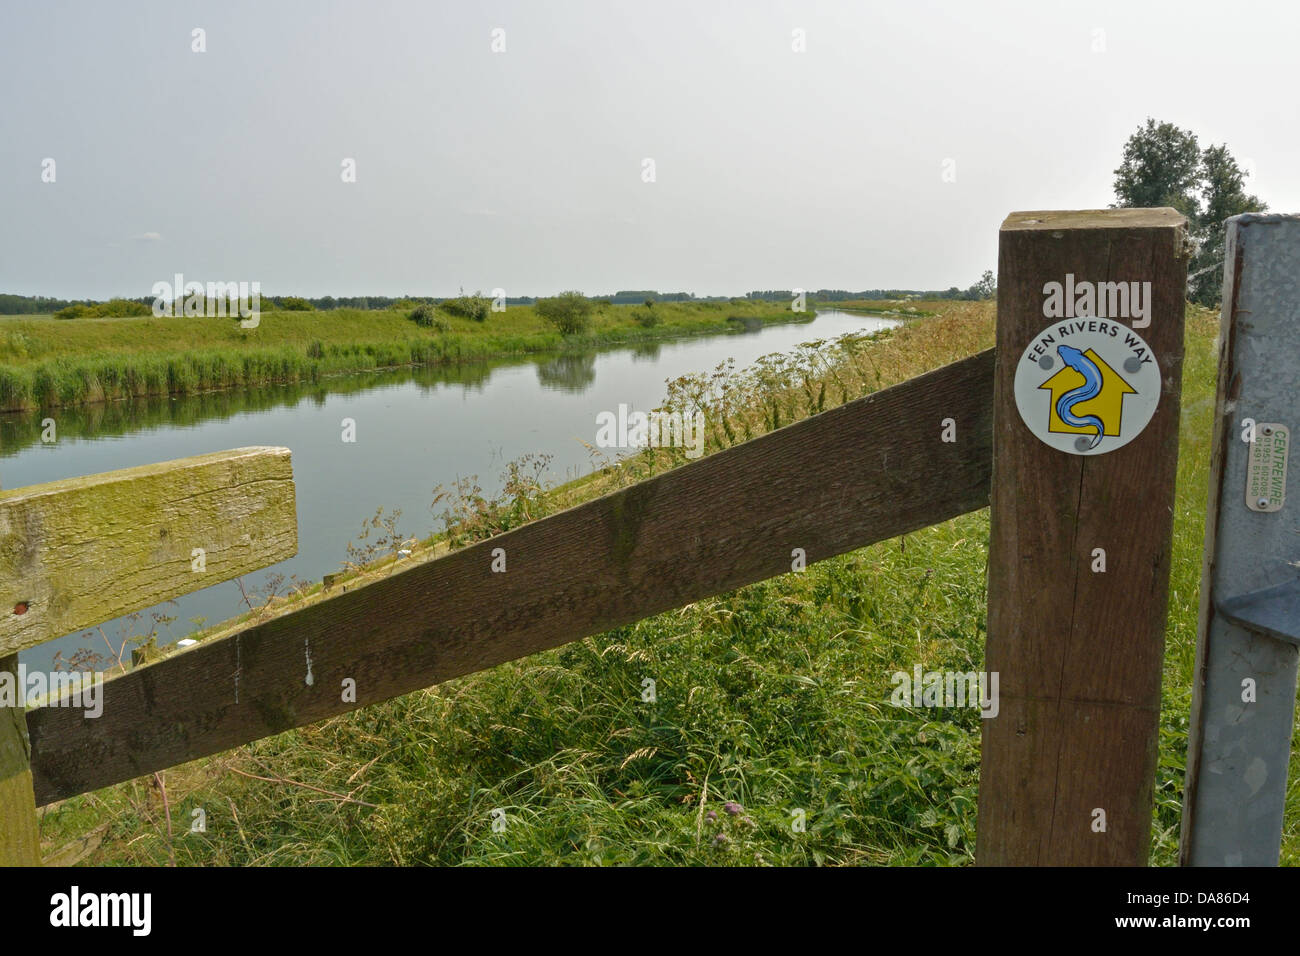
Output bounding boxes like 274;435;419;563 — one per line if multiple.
4;310;897;670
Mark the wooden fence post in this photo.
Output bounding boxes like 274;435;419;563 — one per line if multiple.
0;470;41;866
0;653;42;866
978;208;1189;865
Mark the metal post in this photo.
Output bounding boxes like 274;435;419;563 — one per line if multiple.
1181;213;1300;866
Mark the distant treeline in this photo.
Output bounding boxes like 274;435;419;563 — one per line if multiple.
2;284;992;316
746;285;993;302
0;290;701;312
0;293;521;314
605;291;694;304
0;294;86;314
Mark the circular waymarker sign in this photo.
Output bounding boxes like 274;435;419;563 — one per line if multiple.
1013;317;1161;456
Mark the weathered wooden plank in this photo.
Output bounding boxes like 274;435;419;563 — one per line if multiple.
977;208;1188;865
0;447;298;656
29;350;996;805
41;823;107;867
0;654;41;865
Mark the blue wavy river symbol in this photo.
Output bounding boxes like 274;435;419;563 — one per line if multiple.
1056;344;1105;449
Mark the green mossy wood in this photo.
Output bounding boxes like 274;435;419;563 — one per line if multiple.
0;447;298;657
1;654;41;865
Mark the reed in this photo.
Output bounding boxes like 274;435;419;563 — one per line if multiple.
0;301;804;412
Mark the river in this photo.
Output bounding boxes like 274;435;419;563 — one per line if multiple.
3;309;899;671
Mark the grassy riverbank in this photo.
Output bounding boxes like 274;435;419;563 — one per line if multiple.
38;298;1293;868
0;300;800;412
827;298;945;318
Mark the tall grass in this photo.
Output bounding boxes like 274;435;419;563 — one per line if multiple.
0;302;802;412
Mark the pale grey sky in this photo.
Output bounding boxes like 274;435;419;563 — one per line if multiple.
2;0;1296;299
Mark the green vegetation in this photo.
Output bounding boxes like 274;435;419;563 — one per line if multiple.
534;291;593;336
36;299;1289;868
825;299;941;318
967;270;995;301
0;299;800;412
1112;118;1266;305
0;294;78;316
55;299;153;320
439;291;491;322
606;290;694;305
635;299;659;328
407;304;447;331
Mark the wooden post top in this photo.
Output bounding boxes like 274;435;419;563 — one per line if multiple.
1001;208;1186;232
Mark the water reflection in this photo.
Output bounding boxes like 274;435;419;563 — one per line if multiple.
535;353;598;392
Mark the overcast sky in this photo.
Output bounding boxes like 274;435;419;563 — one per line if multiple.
2;0;1296;300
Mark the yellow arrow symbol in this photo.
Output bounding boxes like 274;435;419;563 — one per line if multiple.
1039;348;1136;437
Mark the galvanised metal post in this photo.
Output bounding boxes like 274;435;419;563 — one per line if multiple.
1181;213;1300;866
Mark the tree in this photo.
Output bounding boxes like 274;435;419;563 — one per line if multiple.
966;270;996;301
1111;119;1267;306
1112;119;1202;219
535;291;593;335
1190;145;1267;305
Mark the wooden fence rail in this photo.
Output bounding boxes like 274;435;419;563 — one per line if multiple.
27;349;995;806
1;447;298;657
